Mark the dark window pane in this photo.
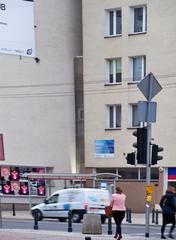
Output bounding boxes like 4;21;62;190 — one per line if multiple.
140;168;159;180
151;168;159;180
116;73;121;82
132;104;139;127
109;11;114;35
115;59;121;82
109;60;113;82
134;7;143;32
115;106;121;127
116;10;121;34
109;106;114;128
96;168;116;174
133;57;142;81
110;74;113;83
140;168;146;180
118;168;138;179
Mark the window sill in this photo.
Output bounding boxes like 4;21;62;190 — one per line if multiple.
127;126;140;129
128;31;147;36
104;34;122;39
128;81;140;84
105;127;121;131
104;82;122;86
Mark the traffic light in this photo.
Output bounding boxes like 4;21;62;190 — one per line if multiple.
126;152;135;165
133;127;147;164
151;144;163;165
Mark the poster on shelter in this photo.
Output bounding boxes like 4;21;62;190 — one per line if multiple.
95;139;115;158
0;0;35;57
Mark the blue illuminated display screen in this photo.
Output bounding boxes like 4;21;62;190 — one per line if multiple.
95;139;115;158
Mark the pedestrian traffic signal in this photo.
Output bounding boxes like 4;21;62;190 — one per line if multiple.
151;144;163;165
126;152;135;165
133;127;147;164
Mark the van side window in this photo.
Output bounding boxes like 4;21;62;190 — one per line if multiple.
47;194;59;204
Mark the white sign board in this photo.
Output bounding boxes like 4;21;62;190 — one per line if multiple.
0;0;35;57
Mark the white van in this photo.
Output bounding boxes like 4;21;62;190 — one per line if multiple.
31;188;110;223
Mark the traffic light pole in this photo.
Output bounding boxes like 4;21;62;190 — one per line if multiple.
145;121;152;238
145;76;153;238
137;72;163;238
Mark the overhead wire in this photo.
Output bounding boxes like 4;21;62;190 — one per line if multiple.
0;72;175;98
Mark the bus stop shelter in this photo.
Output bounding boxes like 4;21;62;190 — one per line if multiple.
23;172;121;208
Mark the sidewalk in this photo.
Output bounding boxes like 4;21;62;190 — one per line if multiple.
0;210;162;240
0;229;161;240
1;210;163;225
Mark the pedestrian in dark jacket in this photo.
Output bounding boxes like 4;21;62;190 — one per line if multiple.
160;186;176;239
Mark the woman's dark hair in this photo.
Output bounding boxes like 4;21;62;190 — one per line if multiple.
116;186;123;194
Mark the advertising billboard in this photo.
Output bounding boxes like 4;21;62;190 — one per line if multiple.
95;139;115;158
0;0;35;57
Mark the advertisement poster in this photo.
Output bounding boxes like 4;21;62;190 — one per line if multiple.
10;167;19;181
37;181;45;196
3;181;11;194
1;166;10;181
0;0;35;57
20;182;28;195
95;139;115;158
11;181;20;195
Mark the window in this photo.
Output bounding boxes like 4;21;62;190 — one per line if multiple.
118;168;138;180
140;168;159;180
106;9;122;36
129;5;147;34
128;104;140;127
117;168;159;180
107;105;121;129
48;194;59;204
129;56;146;82
106;58;122;83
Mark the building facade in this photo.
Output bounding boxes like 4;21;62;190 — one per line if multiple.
82;0;176;211
0;0;82;203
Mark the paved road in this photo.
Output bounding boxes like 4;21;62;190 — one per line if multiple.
0;210;167;239
0;218;168;238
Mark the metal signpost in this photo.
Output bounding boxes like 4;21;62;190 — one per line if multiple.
137;72;162;238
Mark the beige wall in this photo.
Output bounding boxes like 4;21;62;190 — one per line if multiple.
83;0;176;168
0;0;82;176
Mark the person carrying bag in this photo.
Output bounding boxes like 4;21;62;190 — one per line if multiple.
111;186;126;240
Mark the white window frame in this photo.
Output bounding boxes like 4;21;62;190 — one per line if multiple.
129;5;147;34
129;55;146;82
105;8;122;36
106;58;122;84
106;104;121;129
128;104;141;128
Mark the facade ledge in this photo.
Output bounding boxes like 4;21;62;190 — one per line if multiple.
128;31;147;36
127;127;140;129
128;81;140;84
105;127;121;131
104;82;122;86
104;34;122;39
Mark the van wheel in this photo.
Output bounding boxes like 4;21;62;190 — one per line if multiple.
58;218;67;222
32;209;43;221
72;211;81;223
